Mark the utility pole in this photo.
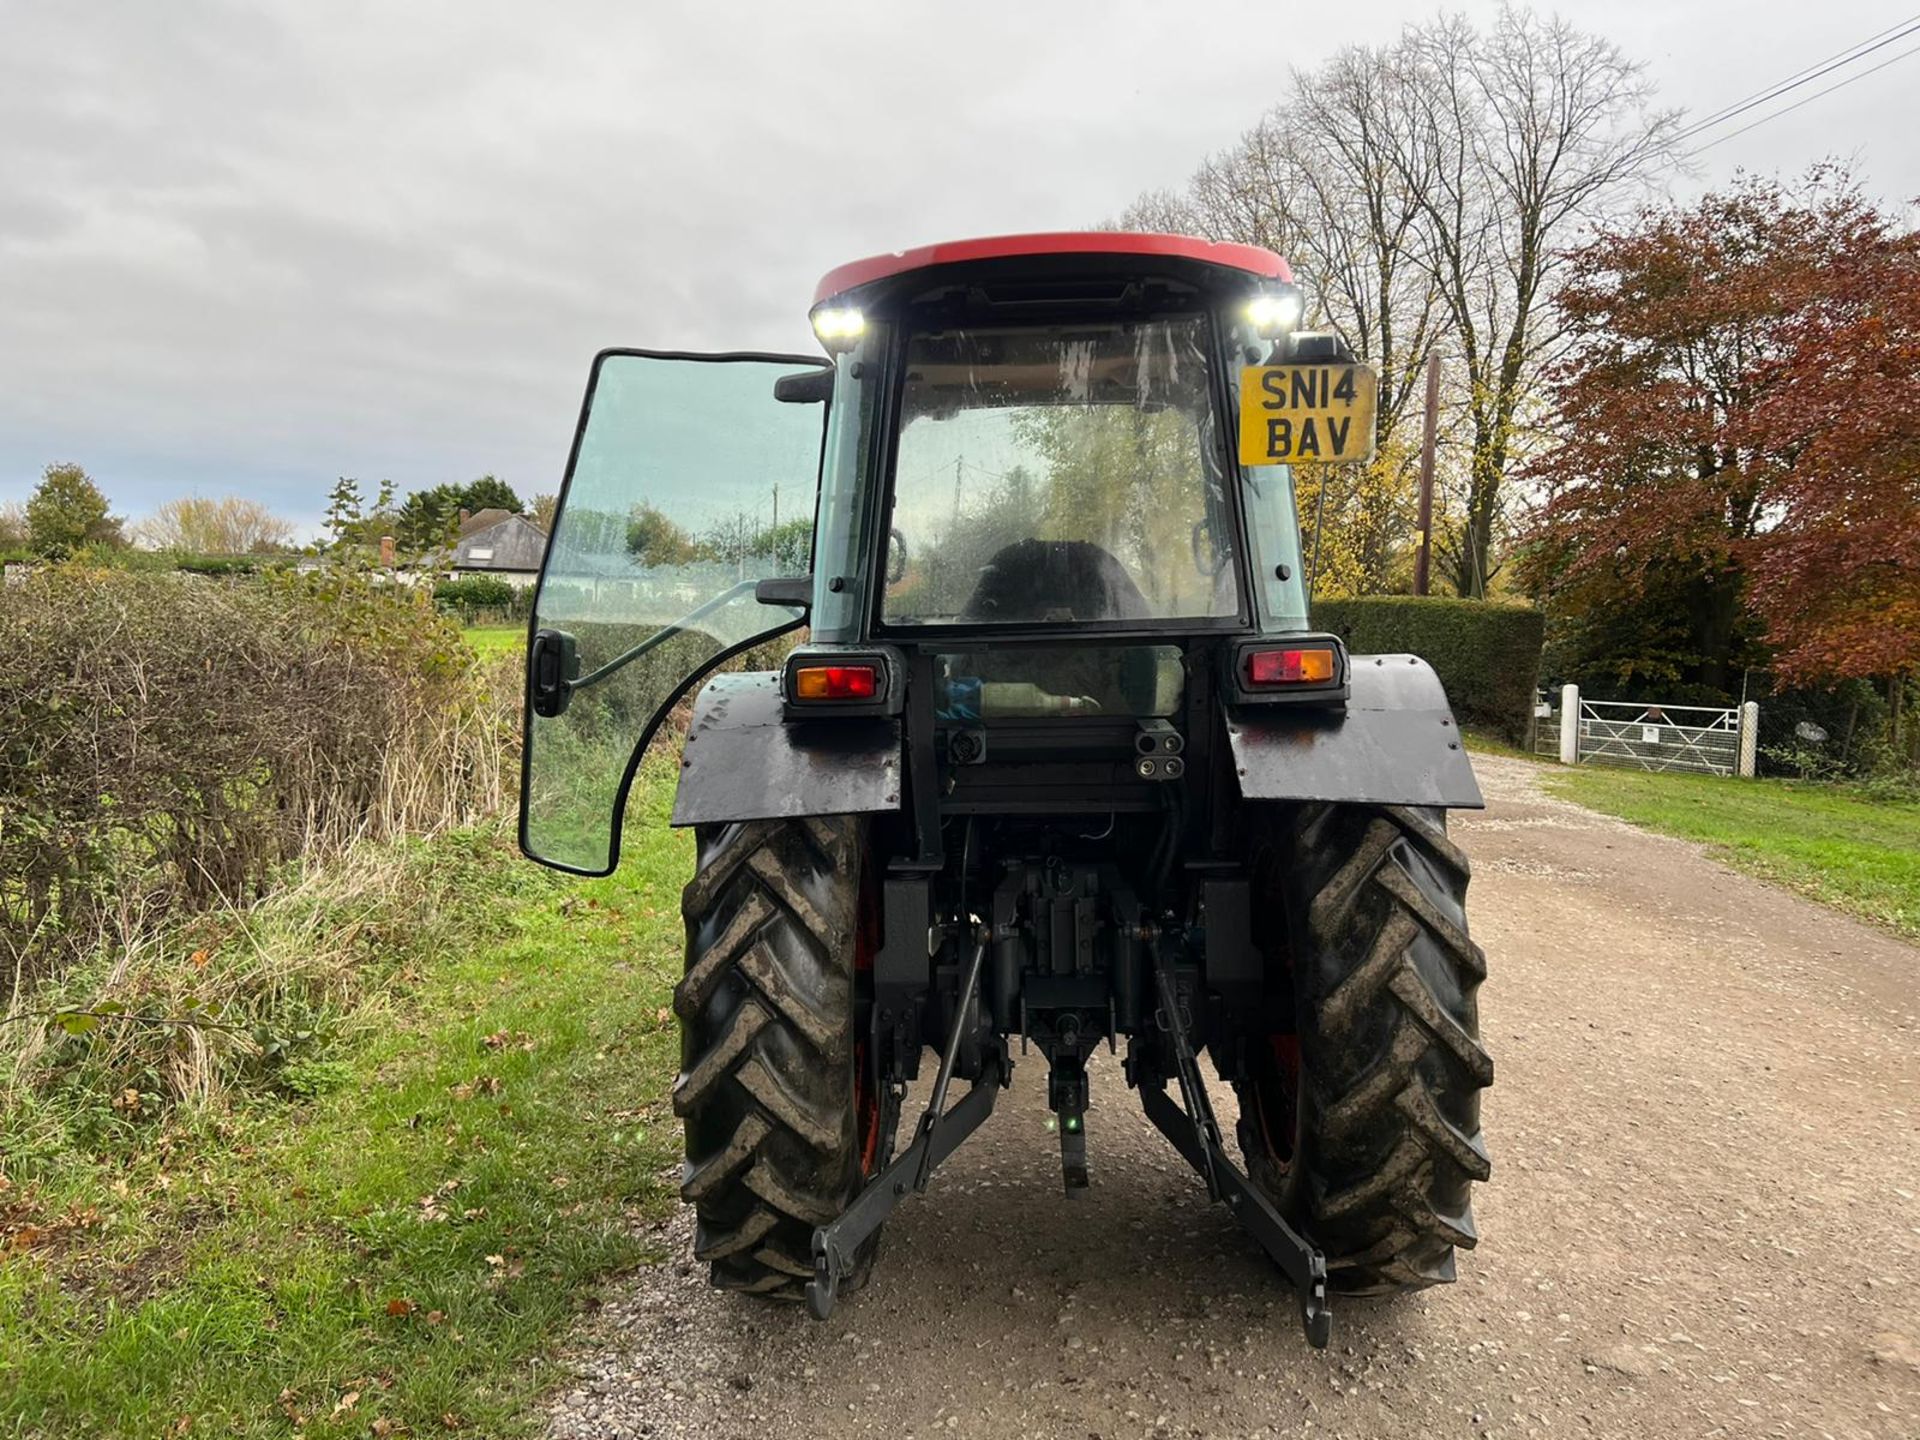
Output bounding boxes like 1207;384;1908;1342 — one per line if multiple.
1414;349;1440;597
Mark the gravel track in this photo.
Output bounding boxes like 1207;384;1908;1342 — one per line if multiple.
547;755;1920;1440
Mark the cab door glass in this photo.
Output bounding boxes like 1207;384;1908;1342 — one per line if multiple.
521;351;827;874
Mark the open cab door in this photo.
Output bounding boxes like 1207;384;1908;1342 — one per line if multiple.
520;350;829;874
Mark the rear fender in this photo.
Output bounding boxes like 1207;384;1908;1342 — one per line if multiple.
671;672;905;827
1226;654;1483;809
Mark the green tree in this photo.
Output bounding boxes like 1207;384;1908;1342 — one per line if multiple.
394;478;525;550
1012;406;1215;614
395;487;458;550
626;503;700;568
462;475;522;515
324;477;364;551
1293;436;1421;600
26;463;123;557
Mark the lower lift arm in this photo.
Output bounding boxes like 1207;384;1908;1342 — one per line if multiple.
806;924;1010;1320
1133;928;1332;1349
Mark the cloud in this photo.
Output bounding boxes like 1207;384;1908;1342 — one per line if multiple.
3;0;1915;533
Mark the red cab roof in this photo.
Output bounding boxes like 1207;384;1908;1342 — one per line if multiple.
812;231;1292;307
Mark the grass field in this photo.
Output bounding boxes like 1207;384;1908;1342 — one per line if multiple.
1;773;689;1438
464;625;525;658
1543;766;1920;940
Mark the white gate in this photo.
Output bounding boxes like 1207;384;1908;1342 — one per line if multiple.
1543;687;1759;777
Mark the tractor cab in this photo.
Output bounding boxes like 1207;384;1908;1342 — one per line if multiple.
522;233;1374;875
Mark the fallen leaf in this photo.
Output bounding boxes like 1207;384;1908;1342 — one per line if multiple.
331;1391;360;1418
424;1310;445;1326
190;949;210;971
385;1297;415;1318
439;1414;464;1431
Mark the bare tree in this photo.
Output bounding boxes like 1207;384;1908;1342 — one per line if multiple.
138;495;296;554
1392;9;1678;595
1288;47;1446;453
1121;8;1676;597
1123;48;1446;594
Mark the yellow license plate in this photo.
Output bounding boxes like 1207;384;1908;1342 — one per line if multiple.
1238;363;1378;466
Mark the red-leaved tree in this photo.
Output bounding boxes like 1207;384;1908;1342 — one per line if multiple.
1525;170;1920;695
1746;220;1920;683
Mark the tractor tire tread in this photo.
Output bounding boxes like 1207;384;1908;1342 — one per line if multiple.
1245;803;1492;1296
676;815;866;1302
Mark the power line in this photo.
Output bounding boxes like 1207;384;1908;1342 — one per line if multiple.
1689;37;1920;155
1674;13;1920;145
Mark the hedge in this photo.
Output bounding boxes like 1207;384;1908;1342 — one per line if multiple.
1;566;507;990
1311;595;1545;740
434;574;523;611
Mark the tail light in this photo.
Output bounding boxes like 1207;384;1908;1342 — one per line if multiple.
1246;646;1338;687
792;664;879;701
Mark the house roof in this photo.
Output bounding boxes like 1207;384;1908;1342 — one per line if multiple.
451;512;547;573
458;507;514;539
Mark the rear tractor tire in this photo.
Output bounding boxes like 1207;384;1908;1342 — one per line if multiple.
1237;803;1494;1294
673;815;877;1298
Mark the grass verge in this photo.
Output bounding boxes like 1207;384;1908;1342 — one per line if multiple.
1543;766;1920;940
1;770;689;1438
1459;725;1539;761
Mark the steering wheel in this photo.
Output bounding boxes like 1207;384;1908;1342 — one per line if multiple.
1191;519;1231;580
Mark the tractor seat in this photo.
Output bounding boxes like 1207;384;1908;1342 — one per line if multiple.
961;539;1151;624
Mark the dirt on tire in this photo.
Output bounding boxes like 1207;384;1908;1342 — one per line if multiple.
550;756;1920;1440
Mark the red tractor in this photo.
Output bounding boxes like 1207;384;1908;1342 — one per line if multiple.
520;233;1490;1347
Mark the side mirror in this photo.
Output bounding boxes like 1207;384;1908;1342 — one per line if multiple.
754;576;812;609
774;367;834;404
887;528;908;586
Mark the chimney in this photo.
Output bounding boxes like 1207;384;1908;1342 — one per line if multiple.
458;507;471;527
379;534;396;569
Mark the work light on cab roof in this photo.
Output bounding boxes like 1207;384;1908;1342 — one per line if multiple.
516;228;1488;1355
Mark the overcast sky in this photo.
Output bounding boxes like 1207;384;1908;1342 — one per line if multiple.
3;0;1915;538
